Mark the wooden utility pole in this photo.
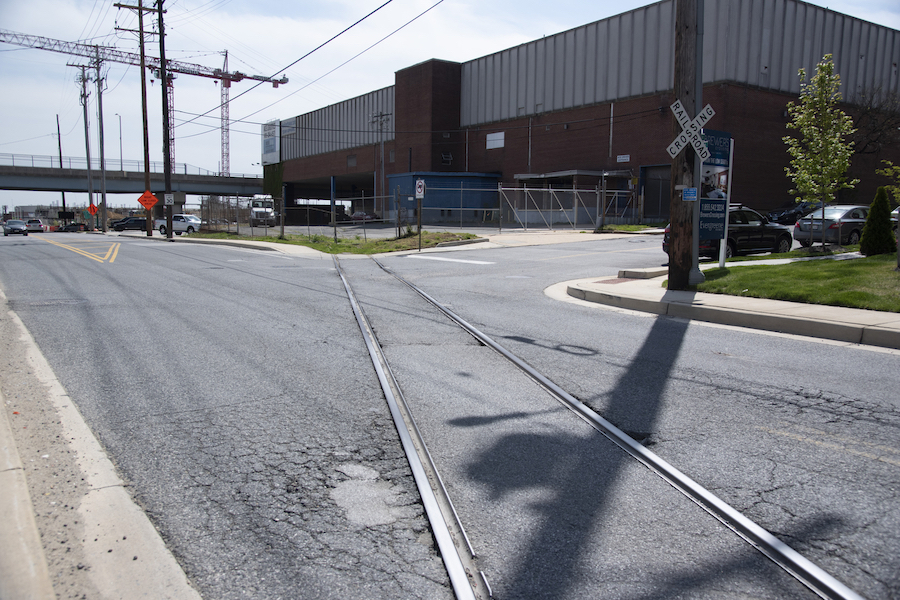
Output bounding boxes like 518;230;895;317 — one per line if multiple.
157;0;173;239
668;0;700;290
137;0;153;236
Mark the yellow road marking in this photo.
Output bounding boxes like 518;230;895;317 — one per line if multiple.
38;237;121;263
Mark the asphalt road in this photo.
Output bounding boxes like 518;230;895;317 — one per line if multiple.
1;231;897;599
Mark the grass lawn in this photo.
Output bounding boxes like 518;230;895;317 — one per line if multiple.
597;223;667;233
193;230;479;254
695;253;900;312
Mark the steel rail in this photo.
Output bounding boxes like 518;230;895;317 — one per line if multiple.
333;257;485;600
372;256;865;600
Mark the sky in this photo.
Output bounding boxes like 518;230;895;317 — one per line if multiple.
2;0;899;212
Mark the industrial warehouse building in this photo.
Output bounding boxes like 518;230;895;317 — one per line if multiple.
265;0;900;227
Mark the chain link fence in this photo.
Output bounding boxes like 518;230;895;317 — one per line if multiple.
189;184;649;241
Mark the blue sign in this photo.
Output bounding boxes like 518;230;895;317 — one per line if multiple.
682;187;698;202
700;199;727;240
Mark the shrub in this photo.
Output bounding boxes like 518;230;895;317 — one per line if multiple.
860;187;897;256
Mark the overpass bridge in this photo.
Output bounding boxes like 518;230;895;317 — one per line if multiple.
0;153;264;198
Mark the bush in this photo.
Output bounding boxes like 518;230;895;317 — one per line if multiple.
860;187;896;256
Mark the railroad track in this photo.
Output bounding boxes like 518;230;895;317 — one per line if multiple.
335;254;864;600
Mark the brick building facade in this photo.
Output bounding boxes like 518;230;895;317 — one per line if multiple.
275;0;900;224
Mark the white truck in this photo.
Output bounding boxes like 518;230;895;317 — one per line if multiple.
249;197;276;227
154;213;201;235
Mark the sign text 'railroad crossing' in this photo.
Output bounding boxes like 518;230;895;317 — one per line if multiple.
666;100;716;161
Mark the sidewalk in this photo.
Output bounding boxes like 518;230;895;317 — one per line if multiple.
566;265;900;350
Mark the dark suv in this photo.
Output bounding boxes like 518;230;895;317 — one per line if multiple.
113;217;147;231
664;205;793;259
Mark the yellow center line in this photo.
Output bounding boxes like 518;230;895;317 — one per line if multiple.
38;237;121;263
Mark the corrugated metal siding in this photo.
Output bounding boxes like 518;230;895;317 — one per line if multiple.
706;0;900;98
281;87;394;161
461;0;899;127
461;0;677;126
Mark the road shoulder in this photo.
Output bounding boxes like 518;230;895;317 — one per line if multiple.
0;290;201;599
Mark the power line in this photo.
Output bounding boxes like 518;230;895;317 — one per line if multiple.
176;0;395;129
237;0;446;124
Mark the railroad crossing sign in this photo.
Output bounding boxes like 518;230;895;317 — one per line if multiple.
666;100;715;161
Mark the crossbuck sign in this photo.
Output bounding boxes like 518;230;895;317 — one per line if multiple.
666;100;715;161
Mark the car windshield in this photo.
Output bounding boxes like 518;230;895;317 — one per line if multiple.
8;220;24;225
804;208;850;220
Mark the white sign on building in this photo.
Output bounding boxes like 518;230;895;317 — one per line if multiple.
261;120;281;166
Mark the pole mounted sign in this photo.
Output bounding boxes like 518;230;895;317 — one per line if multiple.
415;179;426;200
666;100;716;161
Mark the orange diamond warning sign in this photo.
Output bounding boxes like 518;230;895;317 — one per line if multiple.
87;204;98;216
138;190;159;210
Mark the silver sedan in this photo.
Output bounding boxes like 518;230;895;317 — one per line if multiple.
793;204;869;246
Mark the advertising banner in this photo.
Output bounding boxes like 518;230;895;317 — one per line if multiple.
699;198;727;240
700;130;731;200
699;130;732;241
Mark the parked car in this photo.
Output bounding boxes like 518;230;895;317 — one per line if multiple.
766;201;823;225
351;211;379;222
793;205;869;246
3;219;28;236
892;207;898;232
113;217;147;231
58;222;87;232
25;218;45;232
155;214;201;235
663;205;793;259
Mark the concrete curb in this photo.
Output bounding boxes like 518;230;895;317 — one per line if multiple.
1;301;203;600
0;388;55;600
566;275;900;350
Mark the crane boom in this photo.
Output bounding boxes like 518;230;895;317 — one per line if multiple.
0;28;287;176
0;28;288;85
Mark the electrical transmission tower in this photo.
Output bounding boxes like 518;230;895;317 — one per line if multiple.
0;28;288;174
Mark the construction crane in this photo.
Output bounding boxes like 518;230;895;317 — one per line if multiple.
0;28;287;175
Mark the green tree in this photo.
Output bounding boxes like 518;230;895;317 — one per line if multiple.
876;160;900;208
783;54;859;246
859;187;896;256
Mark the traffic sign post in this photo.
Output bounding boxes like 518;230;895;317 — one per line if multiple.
415;180;425;251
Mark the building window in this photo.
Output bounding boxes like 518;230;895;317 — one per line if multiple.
486;132;504;150
389;149;395;163
347;154;357;167
442;152;453;165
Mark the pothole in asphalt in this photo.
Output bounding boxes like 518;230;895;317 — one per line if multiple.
330;463;403;526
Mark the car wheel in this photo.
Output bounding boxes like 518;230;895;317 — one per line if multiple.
159;225;167;235
776;236;792;254
186;226;195;234
799;240;810;248
725;240;735;259
847;230;860;245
